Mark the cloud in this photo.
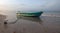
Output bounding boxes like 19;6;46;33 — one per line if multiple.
0;0;60;11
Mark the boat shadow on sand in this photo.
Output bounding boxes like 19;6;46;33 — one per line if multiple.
8;16;43;24
17;16;43;24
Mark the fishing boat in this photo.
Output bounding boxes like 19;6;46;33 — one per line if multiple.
16;11;43;17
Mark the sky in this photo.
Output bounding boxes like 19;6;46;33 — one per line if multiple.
0;0;60;11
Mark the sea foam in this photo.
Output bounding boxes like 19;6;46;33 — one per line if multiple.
42;14;60;17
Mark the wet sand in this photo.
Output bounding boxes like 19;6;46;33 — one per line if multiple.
0;14;60;33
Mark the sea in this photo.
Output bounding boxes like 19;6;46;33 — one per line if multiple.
42;11;60;17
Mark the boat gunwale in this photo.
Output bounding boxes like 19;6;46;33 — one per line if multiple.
17;11;43;14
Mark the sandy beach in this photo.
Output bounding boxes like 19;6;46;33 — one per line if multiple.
0;14;60;33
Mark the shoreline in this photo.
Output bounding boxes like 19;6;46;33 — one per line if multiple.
0;14;60;33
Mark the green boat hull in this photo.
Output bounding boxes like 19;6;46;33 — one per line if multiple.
16;11;43;17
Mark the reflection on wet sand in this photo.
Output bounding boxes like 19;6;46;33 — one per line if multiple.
9;16;43;24
17;16;43;24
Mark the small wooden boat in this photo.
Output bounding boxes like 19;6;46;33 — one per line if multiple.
16;11;43;17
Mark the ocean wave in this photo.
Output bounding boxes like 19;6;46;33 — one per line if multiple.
42;14;60;17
